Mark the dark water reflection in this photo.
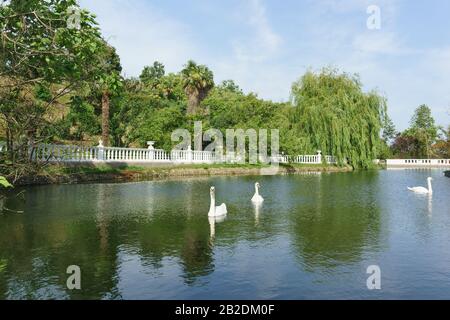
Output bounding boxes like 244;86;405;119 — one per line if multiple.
0;170;449;299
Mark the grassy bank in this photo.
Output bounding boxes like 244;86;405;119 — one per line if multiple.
14;163;353;186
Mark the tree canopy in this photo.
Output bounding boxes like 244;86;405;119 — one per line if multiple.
181;60;214;115
0;0;104;87
391;105;445;159
290;69;387;168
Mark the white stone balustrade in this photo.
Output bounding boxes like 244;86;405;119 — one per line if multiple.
387;159;450;168
28;143;340;165
7;141;450;168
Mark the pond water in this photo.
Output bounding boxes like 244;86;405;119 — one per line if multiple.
0;170;449;299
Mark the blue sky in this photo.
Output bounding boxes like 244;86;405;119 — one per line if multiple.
79;0;450;130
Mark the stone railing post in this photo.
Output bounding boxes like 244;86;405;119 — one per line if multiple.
147;141;155;161
317;150;322;164
97;139;105;161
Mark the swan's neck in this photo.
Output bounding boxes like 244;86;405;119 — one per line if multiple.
428;179;432;193
209;193;215;213
255;185;259;195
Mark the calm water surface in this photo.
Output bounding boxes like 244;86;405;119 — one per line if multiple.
1;170;449;299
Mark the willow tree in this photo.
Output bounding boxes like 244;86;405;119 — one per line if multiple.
290;69;387;168
181;60;214;115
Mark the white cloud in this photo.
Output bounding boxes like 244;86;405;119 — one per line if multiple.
426;47;450;75
352;32;407;55
79;0;200;76
231;0;282;63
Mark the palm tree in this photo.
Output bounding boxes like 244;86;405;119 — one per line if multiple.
181;60;214;115
101;90;110;146
97;45;122;146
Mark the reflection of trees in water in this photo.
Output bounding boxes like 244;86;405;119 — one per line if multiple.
180;225;214;284
119;179;281;285
289;172;382;270
127;210;214;285
406;193;433;240
2;173;387;297
0;179;283;296
122;179;277;284
0;184;121;299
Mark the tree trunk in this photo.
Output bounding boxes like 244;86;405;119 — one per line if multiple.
102;91;110;146
186;87;201;115
187;94;200;115
6;126;13;164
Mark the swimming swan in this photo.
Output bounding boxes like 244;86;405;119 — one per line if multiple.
408;177;433;195
208;186;227;217
251;182;264;203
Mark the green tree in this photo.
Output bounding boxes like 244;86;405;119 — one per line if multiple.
0;0;103;86
181;60;214;115
140;61;165;85
0;0;105;177
410;104;437;133
217;80;243;94
290;69;387;168
431;125;450;158
65;96;100;140
408;104;438;158
53;43;123;146
87;44;122;146
100;74;122;147
130;104;185;151
382;114;397;143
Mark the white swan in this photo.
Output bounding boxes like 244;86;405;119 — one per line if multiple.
208;186;227;217
408;177;433;195
251;182;264;203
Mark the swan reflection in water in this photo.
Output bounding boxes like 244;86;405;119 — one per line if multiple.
427;194;432;217
254;202;262;226
209;215;226;242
